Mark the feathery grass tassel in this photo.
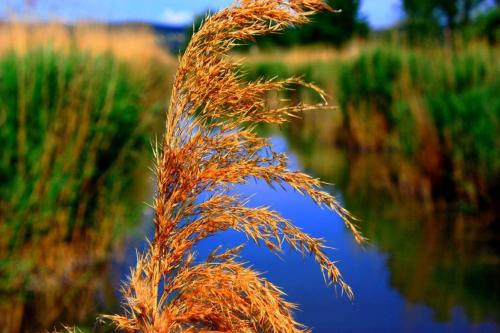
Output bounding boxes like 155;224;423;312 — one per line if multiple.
104;1;364;331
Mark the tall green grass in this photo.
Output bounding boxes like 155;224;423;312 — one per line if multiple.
243;44;500;205
337;46;499;203
0;48;168;291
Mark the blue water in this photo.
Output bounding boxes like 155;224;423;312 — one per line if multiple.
112;136;499;333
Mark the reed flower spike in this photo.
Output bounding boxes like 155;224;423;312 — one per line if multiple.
105;0;364;331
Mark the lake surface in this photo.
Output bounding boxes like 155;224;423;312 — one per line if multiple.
111;134;499;333
5;133;499;332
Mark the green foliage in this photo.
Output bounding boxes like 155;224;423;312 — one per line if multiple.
244;61;290;80
279;0;368;47
392;101;417;156
338;50;402;126
427;82;500;178
339;46;500;201
403;0;486;28
243;44;500;203
401;0;496;43
472;7;500;44
0;48;161;274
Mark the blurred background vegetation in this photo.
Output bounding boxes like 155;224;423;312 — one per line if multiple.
0;0;498;332
231;0;500;209
0;23;174;332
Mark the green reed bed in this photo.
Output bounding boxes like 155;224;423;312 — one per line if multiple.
0;48;167;291
338;46;499;204
243;44;500;205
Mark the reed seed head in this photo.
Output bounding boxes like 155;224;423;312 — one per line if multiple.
104;1;364;331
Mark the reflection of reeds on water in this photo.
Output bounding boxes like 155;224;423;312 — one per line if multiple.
104;1;363;331
0;233;116;332
284;121;500;325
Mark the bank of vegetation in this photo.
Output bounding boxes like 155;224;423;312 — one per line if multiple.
243;43;499;208
0;24;173;331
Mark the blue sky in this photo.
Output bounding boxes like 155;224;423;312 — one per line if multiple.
1;0;402;29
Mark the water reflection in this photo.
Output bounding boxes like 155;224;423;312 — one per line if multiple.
283;115;500;330
0;236;119;332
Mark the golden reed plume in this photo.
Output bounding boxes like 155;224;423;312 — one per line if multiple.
105;0;364;331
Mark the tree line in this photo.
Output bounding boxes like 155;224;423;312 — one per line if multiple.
403;0;500;44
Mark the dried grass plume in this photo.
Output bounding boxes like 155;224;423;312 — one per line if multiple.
105;0;364;331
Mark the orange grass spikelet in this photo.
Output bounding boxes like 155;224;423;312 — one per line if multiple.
105;0;364;331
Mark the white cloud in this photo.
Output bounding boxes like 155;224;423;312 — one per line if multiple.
160;8;194;26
